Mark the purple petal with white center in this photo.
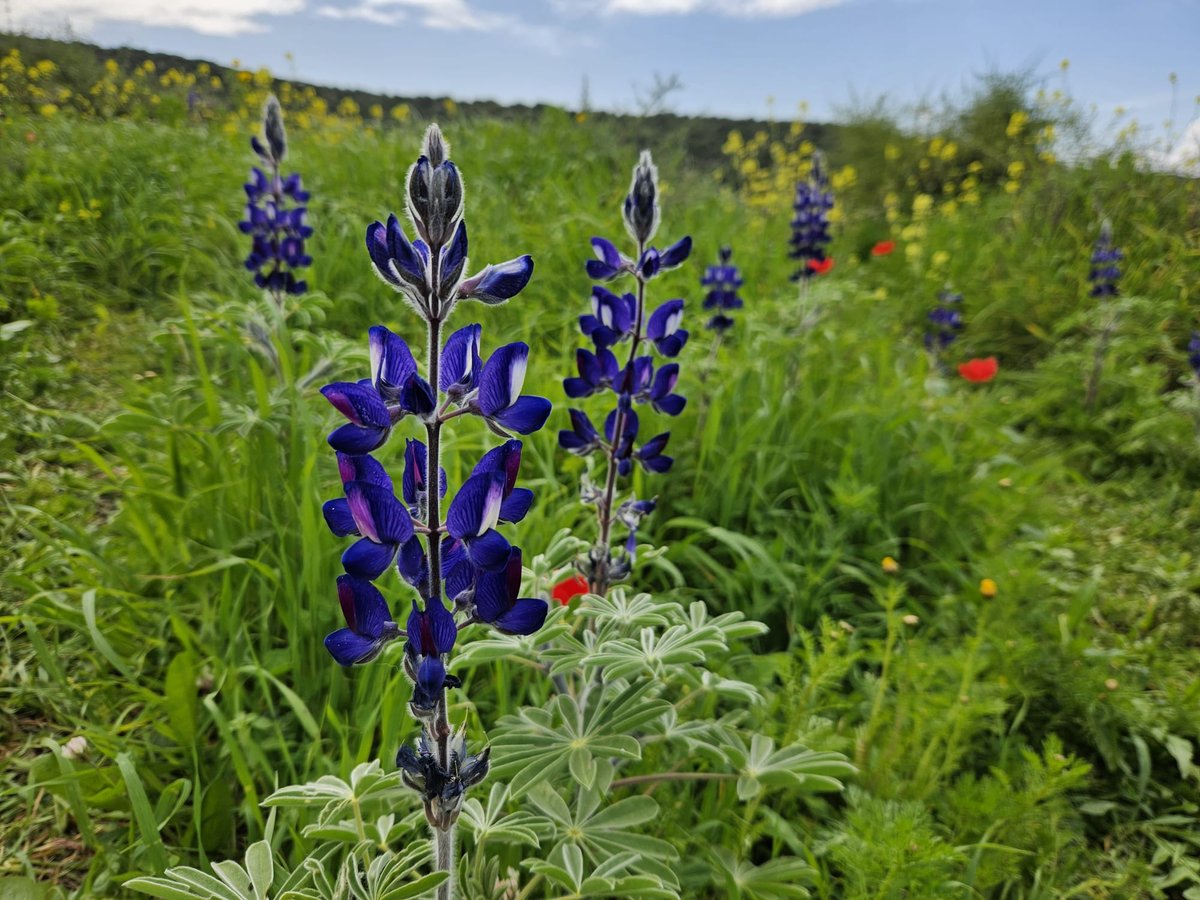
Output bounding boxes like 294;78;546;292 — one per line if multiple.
477;342;529;416
441;324;482;393
493;396;552;435
341;537;398;580
321;382;390;429
322;498;358;536
368;326;418;400
459;255;534;305
646;300;685;342
327;423;389;454
446;472;506;539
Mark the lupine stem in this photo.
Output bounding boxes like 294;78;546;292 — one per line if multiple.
590;241;646;597
425;258;455;899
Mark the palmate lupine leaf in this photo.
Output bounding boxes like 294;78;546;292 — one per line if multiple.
573;589;676;630
528;783;680;885
458;783;543;850
708;847;814;899
263;761;411;820
721;733;857;801
125;839;289;900
526;845;677;899
585;623;728;680
490;681;672;796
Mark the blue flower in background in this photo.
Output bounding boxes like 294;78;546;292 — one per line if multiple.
925;289;964;354
1188;332;1200;381
789;152;834;282
239;96;312;300
702;246;745;332
1089;220;1122;298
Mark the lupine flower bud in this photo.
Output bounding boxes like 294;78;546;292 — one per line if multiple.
262;95;286;164
407;125;464;250
623;150;661;246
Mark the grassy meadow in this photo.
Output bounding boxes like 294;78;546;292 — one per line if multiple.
3;42;1200;899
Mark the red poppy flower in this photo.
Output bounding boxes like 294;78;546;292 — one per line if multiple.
958;357;998;383
807;257;834;275
871;240;895;256
551;574;589;605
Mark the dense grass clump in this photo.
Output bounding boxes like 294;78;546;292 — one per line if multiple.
3;45;1200;899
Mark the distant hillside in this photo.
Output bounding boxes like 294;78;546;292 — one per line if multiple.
0;31;838;170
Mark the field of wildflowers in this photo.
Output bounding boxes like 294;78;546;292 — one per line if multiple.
3;37;1200;900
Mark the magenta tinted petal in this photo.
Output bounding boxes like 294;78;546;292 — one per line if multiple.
447;472;505;539
321;382;390;428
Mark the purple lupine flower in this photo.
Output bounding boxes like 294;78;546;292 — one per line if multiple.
474;342;552;435
646;300;689;357
321;125;547;844
789;152;834;282
471;548;548;635
702;246;744;332
404;597;458;710
558;150;692;595
559;409;602;455
1089;221;1122;298
325;575;401;666
445;471;510;571
924;289;964;354
564;347;621;398
239;96;312;299
1188;332;1200;381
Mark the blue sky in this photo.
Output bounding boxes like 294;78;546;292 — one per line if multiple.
10;0;1199;138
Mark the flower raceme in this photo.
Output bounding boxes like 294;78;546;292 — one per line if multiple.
789;151;834;281
701;246;744;333
925;289;964;355
1089;220;1122;299
318;126;549;855
558;150;690;596
239;96;313;299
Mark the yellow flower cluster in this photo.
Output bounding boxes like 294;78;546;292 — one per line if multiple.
0;49;410;145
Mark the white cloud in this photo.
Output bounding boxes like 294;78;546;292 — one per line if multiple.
9;0;303;36
563;0;848;16
315;0;573;52
1148;117;1200;174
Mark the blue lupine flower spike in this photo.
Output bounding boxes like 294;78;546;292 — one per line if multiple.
789;150;834;283
558;149;691;594
702;246;744;333
1089;219;1123;299
320;124;548;844
239;95;312;301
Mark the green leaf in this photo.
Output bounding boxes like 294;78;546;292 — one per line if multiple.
164;652;198;746
244;841;273;900
116;753;169;873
